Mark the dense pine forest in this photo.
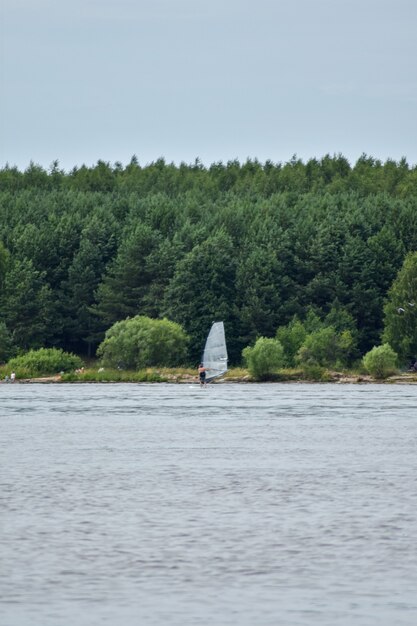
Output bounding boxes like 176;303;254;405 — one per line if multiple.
1;154;417;367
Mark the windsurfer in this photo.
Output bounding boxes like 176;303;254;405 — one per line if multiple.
198;363;207;386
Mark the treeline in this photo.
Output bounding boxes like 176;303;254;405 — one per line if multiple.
1;154;417;196
1;154;417;365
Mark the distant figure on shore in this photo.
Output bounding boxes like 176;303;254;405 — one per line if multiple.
408;358;417;372
10;371;16;382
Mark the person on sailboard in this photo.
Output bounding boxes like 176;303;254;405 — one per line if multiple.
198;363;207;386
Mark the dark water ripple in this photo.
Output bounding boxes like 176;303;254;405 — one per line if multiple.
1;383;417;626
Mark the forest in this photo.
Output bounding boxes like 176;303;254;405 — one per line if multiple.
1;153;417;368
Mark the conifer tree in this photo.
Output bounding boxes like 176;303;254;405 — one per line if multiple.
383;252;417;364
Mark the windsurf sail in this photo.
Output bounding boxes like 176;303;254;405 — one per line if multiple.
202;321;228;382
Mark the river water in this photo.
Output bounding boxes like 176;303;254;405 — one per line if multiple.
1;382;417;626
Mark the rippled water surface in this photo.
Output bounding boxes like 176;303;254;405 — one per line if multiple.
2;382;417;626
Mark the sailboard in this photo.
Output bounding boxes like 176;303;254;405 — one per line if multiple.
202;321;228;383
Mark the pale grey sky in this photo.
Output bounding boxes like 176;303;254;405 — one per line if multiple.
1;0;417;171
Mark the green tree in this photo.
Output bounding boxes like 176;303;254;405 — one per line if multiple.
363;344;398;379
22;161;51;189
324;300;359;360
63;212;118;355
141;237;184;317
324;300;357;334
1;258;57;350
338;232;385;353
0;321;15;363
242;337;284;380
163;231;238;362
93;223;161;328
7;348;83;375
383;252;417;363
64;239;107;355
235;244;285;345
97;315;189;369
0;242;8;287
12;212;82;290
304;218;346;308
297;326;354;368
276;317;307;367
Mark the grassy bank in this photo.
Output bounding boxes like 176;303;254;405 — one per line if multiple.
2;364;417;384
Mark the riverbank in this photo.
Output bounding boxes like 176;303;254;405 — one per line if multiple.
3;368;417;384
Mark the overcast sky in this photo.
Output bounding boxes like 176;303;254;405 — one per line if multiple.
1;0;417;171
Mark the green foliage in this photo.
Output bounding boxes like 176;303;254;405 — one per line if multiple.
63;212;118;355
300;364;332;381
1;155;417;196
1;155;417;363
163;231;238;361
236;239;291;346
0;242;9;288
297;326;354;368
6;348;83;375
242;337;284;380
303;308;325;333
0;258;58;349
92;223;162;328
0;321;15;363
276;317;307;366
324;300;358;335
277;303;358;367
383;252;417;363
362;343;398;379
97;315;189;369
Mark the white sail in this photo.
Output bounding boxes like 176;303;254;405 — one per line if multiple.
202;322;228;382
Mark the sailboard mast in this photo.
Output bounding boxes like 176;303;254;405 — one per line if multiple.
202;321;228;382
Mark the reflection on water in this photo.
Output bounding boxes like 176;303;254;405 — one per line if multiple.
1;383;417;626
